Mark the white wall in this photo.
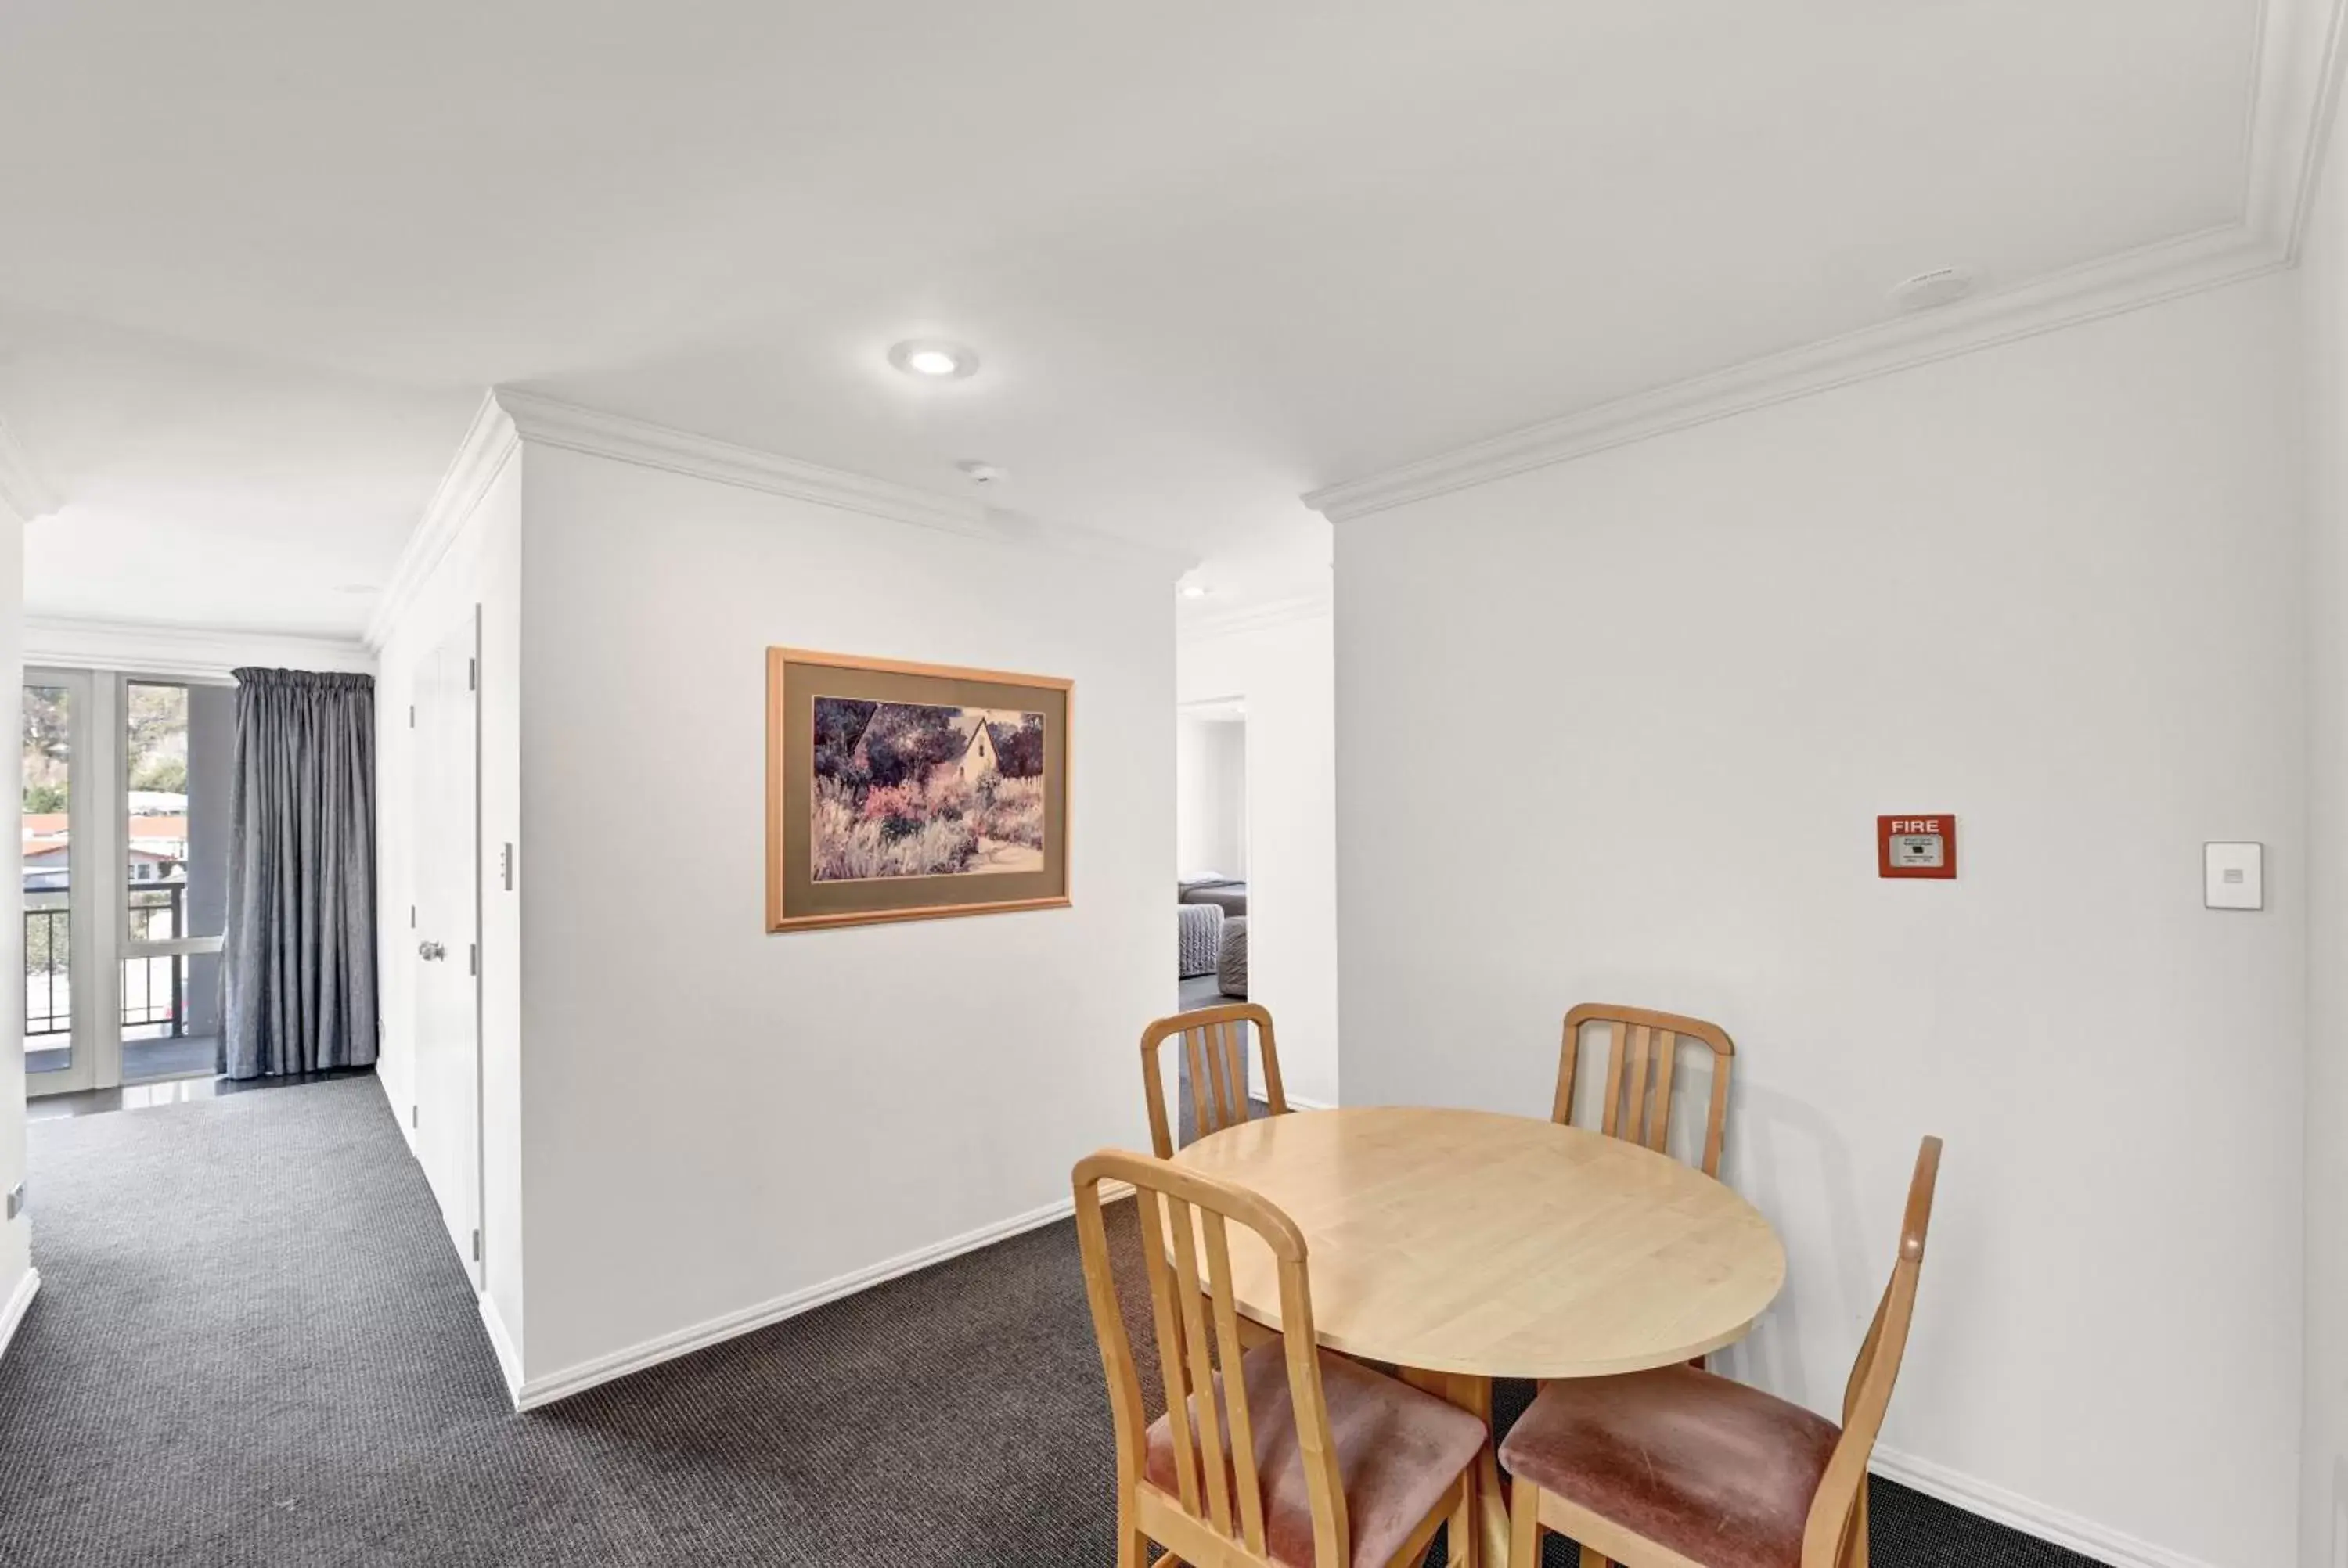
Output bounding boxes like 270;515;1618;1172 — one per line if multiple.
1334;279;2303;1568
511;442;1172;1385
373;440;525;1380
2301;84;2348;1568
1176;714;1248;879
0;506;28;1354
1179;614;1339;1106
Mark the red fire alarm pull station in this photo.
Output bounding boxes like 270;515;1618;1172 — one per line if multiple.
1878;815;1957;879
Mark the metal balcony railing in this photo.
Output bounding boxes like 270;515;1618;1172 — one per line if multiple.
25;881;190;1038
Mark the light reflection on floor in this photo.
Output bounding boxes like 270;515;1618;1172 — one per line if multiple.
27;1067;373;1122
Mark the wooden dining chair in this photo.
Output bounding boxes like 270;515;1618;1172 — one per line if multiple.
1142;1002;1289;1159
1500;1136;1943;1568
1074;1149;1487;1568
1554;1005;1735;1178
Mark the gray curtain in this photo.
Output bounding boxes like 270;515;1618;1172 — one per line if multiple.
220;669;379;1081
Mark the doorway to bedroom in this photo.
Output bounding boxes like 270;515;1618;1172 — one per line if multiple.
1176;696;1248;1015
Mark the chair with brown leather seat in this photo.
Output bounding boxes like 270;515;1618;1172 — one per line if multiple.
1142;1002;1288;1158
1554;1004;1736;1178
1501;1136;1943;1568
1073;1148;1486;1568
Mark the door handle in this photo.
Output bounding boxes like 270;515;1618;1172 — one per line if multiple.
419;940;446;962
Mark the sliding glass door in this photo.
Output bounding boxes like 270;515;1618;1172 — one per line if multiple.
23;670;93;1094
22;670;232;1097
120;682;229;1081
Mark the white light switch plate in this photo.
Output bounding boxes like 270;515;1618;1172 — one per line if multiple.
2204;842;2263;911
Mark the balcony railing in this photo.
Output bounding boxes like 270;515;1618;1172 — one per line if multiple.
25;881;191;1039
26;904;67;1037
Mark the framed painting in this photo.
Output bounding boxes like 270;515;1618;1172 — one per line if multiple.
766;647;1072;932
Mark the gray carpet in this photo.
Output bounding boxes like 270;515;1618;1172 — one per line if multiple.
0;1076;2112;1566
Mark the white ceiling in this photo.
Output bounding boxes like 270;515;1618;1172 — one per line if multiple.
0;0;2277;636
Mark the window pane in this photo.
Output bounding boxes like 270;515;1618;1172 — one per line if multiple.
124;682;228;945
23;683;70;1074
124;682;225;1080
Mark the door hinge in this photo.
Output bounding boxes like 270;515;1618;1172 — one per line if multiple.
410;1104;419;1130
467;657;477;692
409;904;416;928
470;1228;481;1264
468;943;478;976
408;704;416;728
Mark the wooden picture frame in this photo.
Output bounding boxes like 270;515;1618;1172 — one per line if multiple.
766;647;1072;932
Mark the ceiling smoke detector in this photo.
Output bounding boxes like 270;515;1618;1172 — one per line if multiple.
1890;267;1978;312
955;459;1004;484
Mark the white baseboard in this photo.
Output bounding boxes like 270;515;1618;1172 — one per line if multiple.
1287;1093;1336;1111
0;1268;41;1362
478;1291;524;1404
512;1192;1088;1411
1871;1445;2224;1568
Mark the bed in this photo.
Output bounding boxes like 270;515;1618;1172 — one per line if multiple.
1178;877;1248;919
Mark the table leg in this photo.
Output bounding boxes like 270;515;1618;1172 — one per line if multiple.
1402;1369;1509;1565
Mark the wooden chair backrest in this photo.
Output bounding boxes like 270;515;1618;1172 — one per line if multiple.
1802;1135;1943;1567
1554;1003;1735;1177
1140;1003;1288;1158
1073;1149;1348;1567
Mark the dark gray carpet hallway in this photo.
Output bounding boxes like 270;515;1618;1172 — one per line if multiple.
0;1075;2108;1566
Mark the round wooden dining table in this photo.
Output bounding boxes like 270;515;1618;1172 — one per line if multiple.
1171;1105;1788;1565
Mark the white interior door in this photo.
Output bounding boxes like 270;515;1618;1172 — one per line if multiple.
412;612;483;1288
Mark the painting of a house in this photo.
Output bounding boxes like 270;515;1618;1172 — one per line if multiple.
814;698;1048;881
769;647;1070;933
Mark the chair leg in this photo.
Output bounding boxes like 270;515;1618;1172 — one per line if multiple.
1579;1549;1610;1568
1842;1479;1870;1568
1115;1488;1144;1568
1508;1474;1541;1568
1452;1474;1477;1568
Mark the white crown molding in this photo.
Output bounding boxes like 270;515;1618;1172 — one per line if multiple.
0;416;59;523
1305;0;2348;523
482;388;1190;575
1179;588;1334;642
24;615;375;681
373;388;1189;652
495;387;998;541
1303;224;2281;522
2256;0;2348;261
365;391;520;650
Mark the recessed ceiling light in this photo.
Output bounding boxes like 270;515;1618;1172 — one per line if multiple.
888;339;981;379
1179;584;1210;600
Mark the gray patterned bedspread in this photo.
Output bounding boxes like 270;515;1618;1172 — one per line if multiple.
1178;902;1224;978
